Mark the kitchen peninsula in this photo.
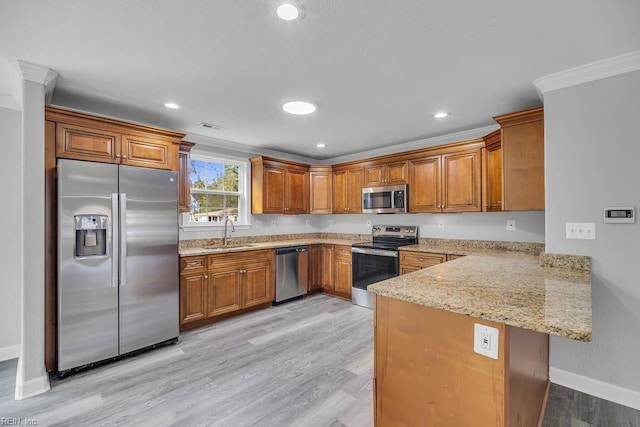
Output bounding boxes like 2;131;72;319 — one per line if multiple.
368;249;591;427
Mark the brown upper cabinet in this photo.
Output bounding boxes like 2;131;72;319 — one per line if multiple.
493;107;545;211
364;160;408;187
482;130;502;212
333;167;364;214
309;165;333;214
178;141;196;213
250;156;309;214
47;107;184;171
409;141;483;213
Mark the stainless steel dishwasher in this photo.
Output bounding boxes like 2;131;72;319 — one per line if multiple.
274;245;309;304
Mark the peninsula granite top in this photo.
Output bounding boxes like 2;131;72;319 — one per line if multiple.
368;253;592;341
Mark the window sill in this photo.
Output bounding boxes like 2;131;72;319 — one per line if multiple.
180;223;252;232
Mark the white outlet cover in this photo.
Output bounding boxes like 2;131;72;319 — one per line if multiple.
507;220;516;231
438;220;444;229
566;222;596;240
305;219;310;226
270;220;277;227
474;323;499;359
366;220;372;227
328;219;333;226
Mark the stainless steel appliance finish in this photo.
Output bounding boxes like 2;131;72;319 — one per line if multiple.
57;159;179;372
362;184;407;214
351;225;418;309
275;246;309;303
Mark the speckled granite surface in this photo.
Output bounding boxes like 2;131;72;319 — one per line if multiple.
368;255;592;341
400;244;540;260
180;238;359;257
418;238;544;254
540;253;591;271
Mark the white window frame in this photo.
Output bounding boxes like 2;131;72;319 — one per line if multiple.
180;153;251;230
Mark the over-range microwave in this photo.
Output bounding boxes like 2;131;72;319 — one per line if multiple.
362;184;407;214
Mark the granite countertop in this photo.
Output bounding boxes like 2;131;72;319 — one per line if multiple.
399;244;540;260
368;255;592;341
179;238;360;257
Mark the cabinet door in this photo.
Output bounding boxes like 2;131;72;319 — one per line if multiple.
347;168;364;213
486;145;503;211
310;171;332;214
180;274;207;324
243;262;273;308
409;156;441;213
206;267;242;317
321;245;335;290
365;165;385;187
442;149;482;213
386;161;408;185
332;171;348;213
308;245;322;291
285;169;308;214
178;150;190;212
263;166;286;213
334;246;352;296
122;134;176;170
56;122;120;163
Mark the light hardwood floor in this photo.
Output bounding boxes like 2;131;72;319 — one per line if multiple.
1;294;639;426
0;295;373;426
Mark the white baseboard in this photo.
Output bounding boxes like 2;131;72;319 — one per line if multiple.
14;374;50;400
550;367;640;411
0;344;20;362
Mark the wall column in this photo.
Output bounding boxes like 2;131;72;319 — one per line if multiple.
13;60;58;400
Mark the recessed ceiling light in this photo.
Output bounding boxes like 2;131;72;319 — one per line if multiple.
316;143;326;148
434;111;448;119
276;3;304;21
282;101;316;115
164;102;180;109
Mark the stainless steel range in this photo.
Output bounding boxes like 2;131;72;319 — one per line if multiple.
351;225;418;309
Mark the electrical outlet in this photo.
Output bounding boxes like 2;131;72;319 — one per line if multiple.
438;220;444;229
305;219;310;226
270;220;277;227
255;219;262;228
474;323;499;359
507;220;516;231
366;220;372;227
328;220;333;227
566;222;596;240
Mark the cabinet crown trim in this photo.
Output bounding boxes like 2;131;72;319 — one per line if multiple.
45;107;185;140
494;107;543;128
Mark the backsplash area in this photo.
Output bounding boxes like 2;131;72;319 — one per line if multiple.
180;211;544;243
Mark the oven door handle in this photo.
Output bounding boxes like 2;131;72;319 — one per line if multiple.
351;247;398;258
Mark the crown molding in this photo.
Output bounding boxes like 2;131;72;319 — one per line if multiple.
533;50;640;96
324;124;499;165
13;60;59;105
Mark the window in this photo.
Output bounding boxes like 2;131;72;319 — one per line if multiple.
186;155;249;226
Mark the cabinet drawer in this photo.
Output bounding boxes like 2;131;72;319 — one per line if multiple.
208;249;272;270
335;245;352;259
181;256;207;273
399;251;446;268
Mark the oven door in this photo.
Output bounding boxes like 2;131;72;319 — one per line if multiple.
351;247;399;308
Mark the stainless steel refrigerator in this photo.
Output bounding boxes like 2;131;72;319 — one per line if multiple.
57;158;179;372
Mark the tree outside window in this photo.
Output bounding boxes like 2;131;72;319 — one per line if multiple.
189;157;242;223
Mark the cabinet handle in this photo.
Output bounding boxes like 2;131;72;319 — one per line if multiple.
122;155;127;159
498;201;502;204
418;258;425;261
204;275;208;278
115;154;121;158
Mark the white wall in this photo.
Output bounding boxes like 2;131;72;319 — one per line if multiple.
321;211;544;242
0;106;22;360
545;70;640;396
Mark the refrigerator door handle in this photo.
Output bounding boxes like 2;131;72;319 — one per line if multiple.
111;193;119;288
120;193;127;287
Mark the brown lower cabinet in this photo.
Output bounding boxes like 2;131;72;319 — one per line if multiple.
334;245;353;296
179;249;274;329
308;244;323;292
399;250;466;275
374;295;548;426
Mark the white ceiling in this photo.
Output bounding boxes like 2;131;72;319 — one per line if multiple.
1;1;639;161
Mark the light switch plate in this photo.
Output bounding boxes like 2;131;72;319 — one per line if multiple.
566;222;596;240
474;323;499;359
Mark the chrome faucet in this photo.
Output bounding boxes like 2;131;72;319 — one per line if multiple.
223;214;235;246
